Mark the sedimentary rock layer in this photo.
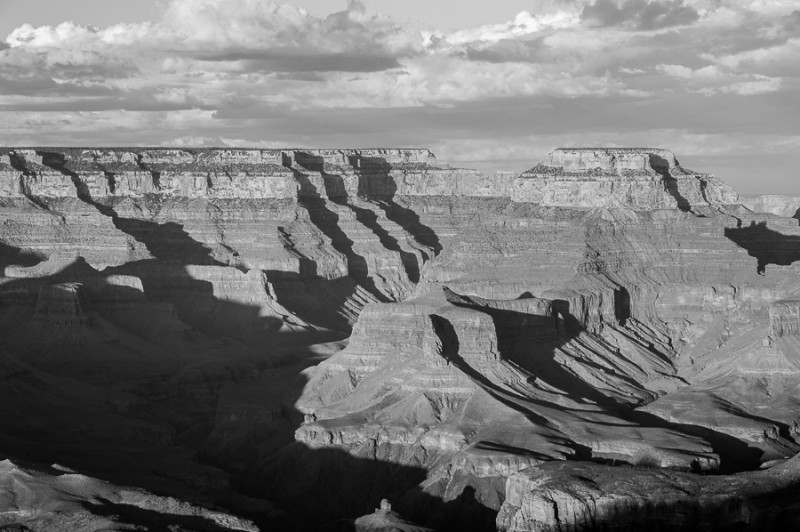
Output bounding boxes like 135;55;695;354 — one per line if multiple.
2;146;800;531
512;148;739;208
497;457;800;531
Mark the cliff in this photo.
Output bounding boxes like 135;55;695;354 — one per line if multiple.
2;147;741;210
512;148;739;209
2;146;800;531
0;147;512;199
497;458;800;531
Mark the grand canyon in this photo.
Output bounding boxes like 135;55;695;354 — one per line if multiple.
1;146;799;530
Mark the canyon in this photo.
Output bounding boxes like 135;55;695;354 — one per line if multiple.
1;146;799;531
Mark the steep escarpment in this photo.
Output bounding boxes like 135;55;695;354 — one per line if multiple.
1;147;496;333
2;146;800;531
512;148;738;209
497;457;800;531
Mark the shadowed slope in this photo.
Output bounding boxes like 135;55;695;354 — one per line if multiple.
725;220;800;275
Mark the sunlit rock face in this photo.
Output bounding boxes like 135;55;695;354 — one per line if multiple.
2;146;800;531
512;148;739;209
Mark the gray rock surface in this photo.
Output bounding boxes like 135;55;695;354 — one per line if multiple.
2;146;800;531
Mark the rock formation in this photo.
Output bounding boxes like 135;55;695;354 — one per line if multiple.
355;499;433;532
511;148;738;209
1;146;800;531
0;458;264;532
497;456;800;531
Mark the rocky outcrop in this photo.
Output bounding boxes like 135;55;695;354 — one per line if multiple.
355;499;433;532
497;457;800;531
0;147;512;199
770;300;800;338
0;458;263;532
511;148;739;209
295;288;717;475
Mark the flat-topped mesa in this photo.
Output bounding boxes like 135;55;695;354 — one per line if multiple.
538;147;680;173
511;148;740;209
288;148;437;169
2;147;296;199
0;147;504;199
0;146;741;206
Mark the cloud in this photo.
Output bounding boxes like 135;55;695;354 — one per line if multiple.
581;0;699;30
1;0;789;112
655;63;782;95
5;1;418;56
190;50;403;73
701;38;800;77
717;76;782;95
430;9;582;46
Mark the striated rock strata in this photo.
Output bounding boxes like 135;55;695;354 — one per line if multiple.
512;148;738;209
2;146;800;531
497;457;800;531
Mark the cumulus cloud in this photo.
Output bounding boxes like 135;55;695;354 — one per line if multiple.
6;0;418;56
581;0;699;30
655;63;782;95
430;9;581;46
1;0;790;112
0;0;647;113
701;37;800;76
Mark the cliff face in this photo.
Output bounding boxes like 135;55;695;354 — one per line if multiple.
1;147;511;199
1;146;800;531
512;148;739;209
497;457;800;532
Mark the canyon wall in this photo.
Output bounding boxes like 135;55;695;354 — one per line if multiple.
511;148;739;208
2;146;800;531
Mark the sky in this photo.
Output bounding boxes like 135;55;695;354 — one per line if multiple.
0;0;798;194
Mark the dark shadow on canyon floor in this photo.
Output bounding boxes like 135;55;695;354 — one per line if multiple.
0;237;786;531
0;248;495;531
84;498;243;532
0;179;495;530
725;221;800;275
0;242;43;271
